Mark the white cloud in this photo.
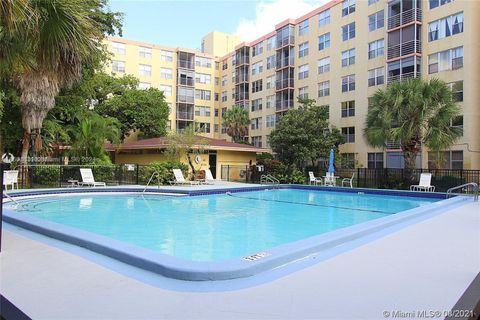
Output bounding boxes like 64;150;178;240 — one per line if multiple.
235;0;330;42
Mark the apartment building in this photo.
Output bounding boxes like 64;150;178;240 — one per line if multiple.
105;0;480;170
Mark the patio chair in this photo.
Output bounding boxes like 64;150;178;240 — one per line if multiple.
3;170;19;190
324;172;336;187
79;168;106;187
341;173;355;188
202;169;225;185
169;169;200;186
308;171;322;185
410;173;435;192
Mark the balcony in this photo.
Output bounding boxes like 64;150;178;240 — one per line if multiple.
388;8;422;30
177;60;194;70
387;40;421;60
234;73;249;83
234;56;250;66
177;77;194;86
276;36;295;49
275;99;294;111
235;92;249;101
176;111;194;121
387;71;418;84
275;78;294;91
276;57;294;69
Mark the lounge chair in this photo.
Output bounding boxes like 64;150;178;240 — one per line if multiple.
79;168;106;187
308;171;322;185
169;169;200;186
410;173;435;192
341;173;355;188
324;172;336;186
3;170;19;190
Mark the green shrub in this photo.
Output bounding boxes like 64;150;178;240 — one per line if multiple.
140;161;189;185
32;166;61;186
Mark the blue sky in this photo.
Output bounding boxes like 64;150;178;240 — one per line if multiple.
109;0;328;49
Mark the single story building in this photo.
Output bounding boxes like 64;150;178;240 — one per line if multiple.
105;136;269;180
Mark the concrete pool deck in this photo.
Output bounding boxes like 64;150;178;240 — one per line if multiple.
1;192;479;319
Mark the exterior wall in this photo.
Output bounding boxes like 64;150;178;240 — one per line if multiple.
201;32;241;57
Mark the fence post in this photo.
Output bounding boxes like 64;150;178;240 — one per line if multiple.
227;166;230;182
1;162;4;252
136;165;139;185
29;165;34;189
59;165;62;188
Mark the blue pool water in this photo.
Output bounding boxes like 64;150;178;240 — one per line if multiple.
6;189;438;262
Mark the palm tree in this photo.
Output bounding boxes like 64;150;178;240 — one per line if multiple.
223;106;250;143
0;0;103;163
364;78;462;182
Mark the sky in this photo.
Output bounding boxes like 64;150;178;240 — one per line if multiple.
109;0;329;50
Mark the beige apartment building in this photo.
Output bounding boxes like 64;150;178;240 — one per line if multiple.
105;0;480;170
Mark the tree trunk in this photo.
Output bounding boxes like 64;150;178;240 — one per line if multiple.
402;141;419;186
20;129;30;165
186;152;196;180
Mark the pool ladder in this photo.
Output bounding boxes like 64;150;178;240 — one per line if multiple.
446;182;479;202
260;174;280;189
142;170;161;193
2;190;19;205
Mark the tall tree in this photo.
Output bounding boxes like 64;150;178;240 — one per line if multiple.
222;106;249;143
0;0;122;164
364;78;462;182
269;99;344;168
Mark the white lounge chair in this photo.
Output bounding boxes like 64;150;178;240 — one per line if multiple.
3;170;19;190
410;173;435;192
324;172;336;186
169;169;200;186
79;168;106;187
342;173;355;188
308;171;322;185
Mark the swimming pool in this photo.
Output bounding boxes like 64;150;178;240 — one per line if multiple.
3;186;459;280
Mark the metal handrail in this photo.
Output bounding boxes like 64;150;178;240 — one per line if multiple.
2;191;19;205
260;174;280;186
446;182;479;201
143;171;161;193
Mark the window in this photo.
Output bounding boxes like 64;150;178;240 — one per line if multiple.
341;153;355;169
160;68;172;79
159;85;172;96
342;22;355;41
318;81;330;97
251;98;263;111
251;61;263;75
430;0;453;10
368;10;384;32
368;0;379;5
317;57;330;74
342;127;355;143
112;42;126;54
138;82;151;90
221;91;227;102
448;81;463;102
221;124;226;134
195;73;211;84
112;60;125;73
299;42;309;58
266;75;275;89
252;42;264;56
298;86;309;100
139;64;151;76
341;74;355;92
368;39;384;59
266;55;276;69
319;9;331;27
251;136;262;148
160;50;173;62
139;46;152;58
214;124;219;133
368;67;385;86
214;109;219;117
428;47;463;73
197;122;211;133
222;61;228;70
428;150;463;169
318;33;330;51
298;64;309;79
341;101;355;117
341;48;355;67
451;115;463;135
299;19;309;36
221;75;227;86
195;89;211;100
342;0;355;16
267;36;276;50
428;12;464;42
266;95;275;108
252;80;263;93
194;106;211;117
251;117;262;130
266;115;276;128
195;57;212;68
214;93;219;101
368;153;384;168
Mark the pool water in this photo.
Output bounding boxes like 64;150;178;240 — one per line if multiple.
6;189;438;261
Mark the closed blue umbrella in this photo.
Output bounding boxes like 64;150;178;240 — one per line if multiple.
328;149;335;173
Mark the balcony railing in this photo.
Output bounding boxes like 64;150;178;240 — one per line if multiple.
234;73;249;83
177;78;194;86
276;36;295;48
276;57;294;69
275;78;294;90
176;94;194;104
388;8;422;30
176;111;194;120
234;56;250;66
177;60;194;70
275;99;294;111
235;92;249;101
387;71;418;84
387;40;421;60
